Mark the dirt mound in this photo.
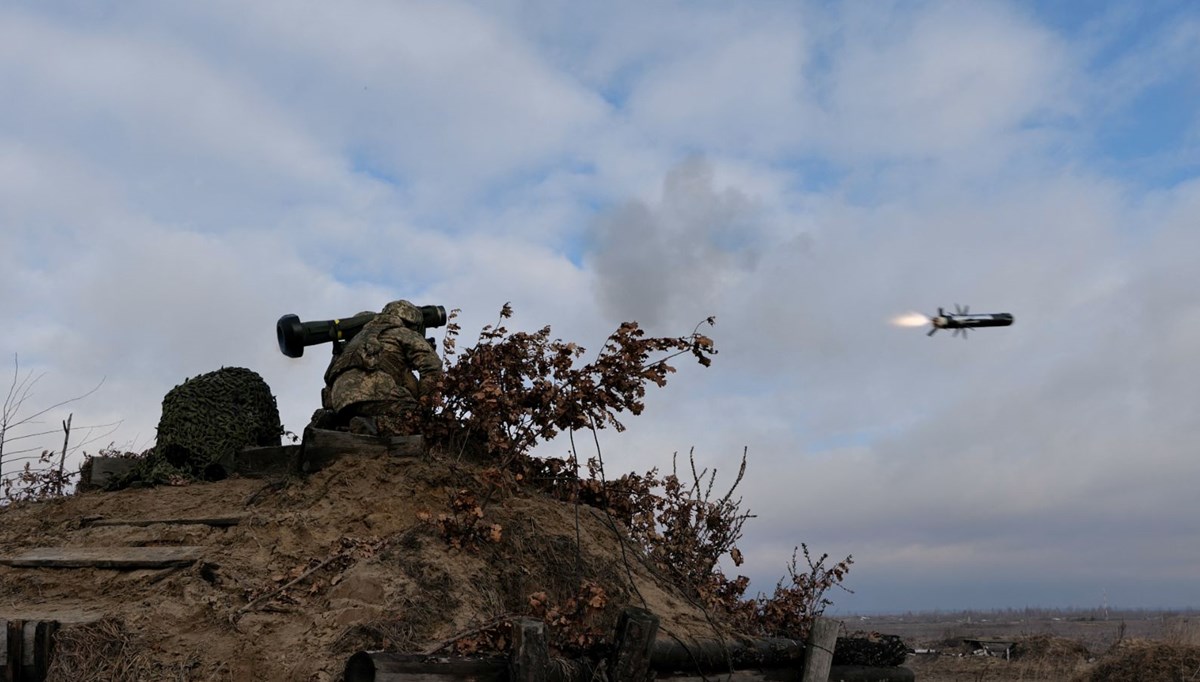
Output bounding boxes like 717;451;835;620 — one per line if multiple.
1076;639;1200;682
0;451;719;681
1012;634;1091;662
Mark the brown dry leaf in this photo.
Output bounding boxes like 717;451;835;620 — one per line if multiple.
730;547;744;566
488;524;503;543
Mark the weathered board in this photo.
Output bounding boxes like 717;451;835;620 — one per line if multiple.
87;457;136;487
81;516;244;528
0;546;204;569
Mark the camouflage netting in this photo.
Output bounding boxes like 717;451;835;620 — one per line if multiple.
120;367;282;485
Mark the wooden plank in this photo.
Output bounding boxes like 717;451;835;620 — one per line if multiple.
609;607;660;682
510;619;548;682
802;618;839;682
343;652;506;682
0;546;204;569
82;516;244;528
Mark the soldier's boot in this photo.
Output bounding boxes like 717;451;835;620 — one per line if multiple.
348;416;379;437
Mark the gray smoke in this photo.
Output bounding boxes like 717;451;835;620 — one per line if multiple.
588;157;760;326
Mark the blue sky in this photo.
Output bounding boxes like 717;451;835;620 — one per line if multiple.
2;0;1199;614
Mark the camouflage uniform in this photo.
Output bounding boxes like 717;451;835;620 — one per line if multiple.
321;300;443;436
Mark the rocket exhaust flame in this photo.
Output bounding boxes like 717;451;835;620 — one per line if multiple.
891;312;930;327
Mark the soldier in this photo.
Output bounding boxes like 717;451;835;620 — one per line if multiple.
318;299;443;436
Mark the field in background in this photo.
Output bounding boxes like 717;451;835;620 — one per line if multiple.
843;609;1200;681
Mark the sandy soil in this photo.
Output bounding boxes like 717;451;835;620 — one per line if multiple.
1;451;720;681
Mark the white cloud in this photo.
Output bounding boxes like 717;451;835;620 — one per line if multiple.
3;0;1199;613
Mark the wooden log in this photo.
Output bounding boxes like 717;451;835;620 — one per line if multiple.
650;636;805;673
297;428;384;474
654;666;914;681
802;618;839;682
510;619;548;682
218;445;300;478
832;634;908;667
4;620;22;682
826;665;915;682
31;621;57;682
609;607;660;681
87;457;136;487
656;671;799;681
0;546;204;569
81;516;244;528
343;652;507;682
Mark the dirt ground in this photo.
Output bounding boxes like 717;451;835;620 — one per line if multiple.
0;450;722;681
860;613;1200;681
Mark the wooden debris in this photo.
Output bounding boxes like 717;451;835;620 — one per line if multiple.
0;547;204;570
81;516;244;528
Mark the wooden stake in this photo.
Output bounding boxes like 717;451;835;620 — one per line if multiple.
802;618;839;682
33;620;58;682
608;607;659;682
510;618;548;682
4;619;23;682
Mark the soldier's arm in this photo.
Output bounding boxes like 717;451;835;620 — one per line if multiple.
395;329;444;396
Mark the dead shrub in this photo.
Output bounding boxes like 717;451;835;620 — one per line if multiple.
1076;639;1200;682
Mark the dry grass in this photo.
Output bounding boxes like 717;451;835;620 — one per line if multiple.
1075;639;1200;682
45;618;154;682
1163;618;1200;647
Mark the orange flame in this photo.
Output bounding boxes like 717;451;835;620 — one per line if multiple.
890;312;929;327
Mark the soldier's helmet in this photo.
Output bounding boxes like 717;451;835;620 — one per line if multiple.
380;300;424;332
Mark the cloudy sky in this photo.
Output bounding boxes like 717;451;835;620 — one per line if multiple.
3;0;1199;613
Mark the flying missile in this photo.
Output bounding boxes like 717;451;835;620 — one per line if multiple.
927;304;1013;338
